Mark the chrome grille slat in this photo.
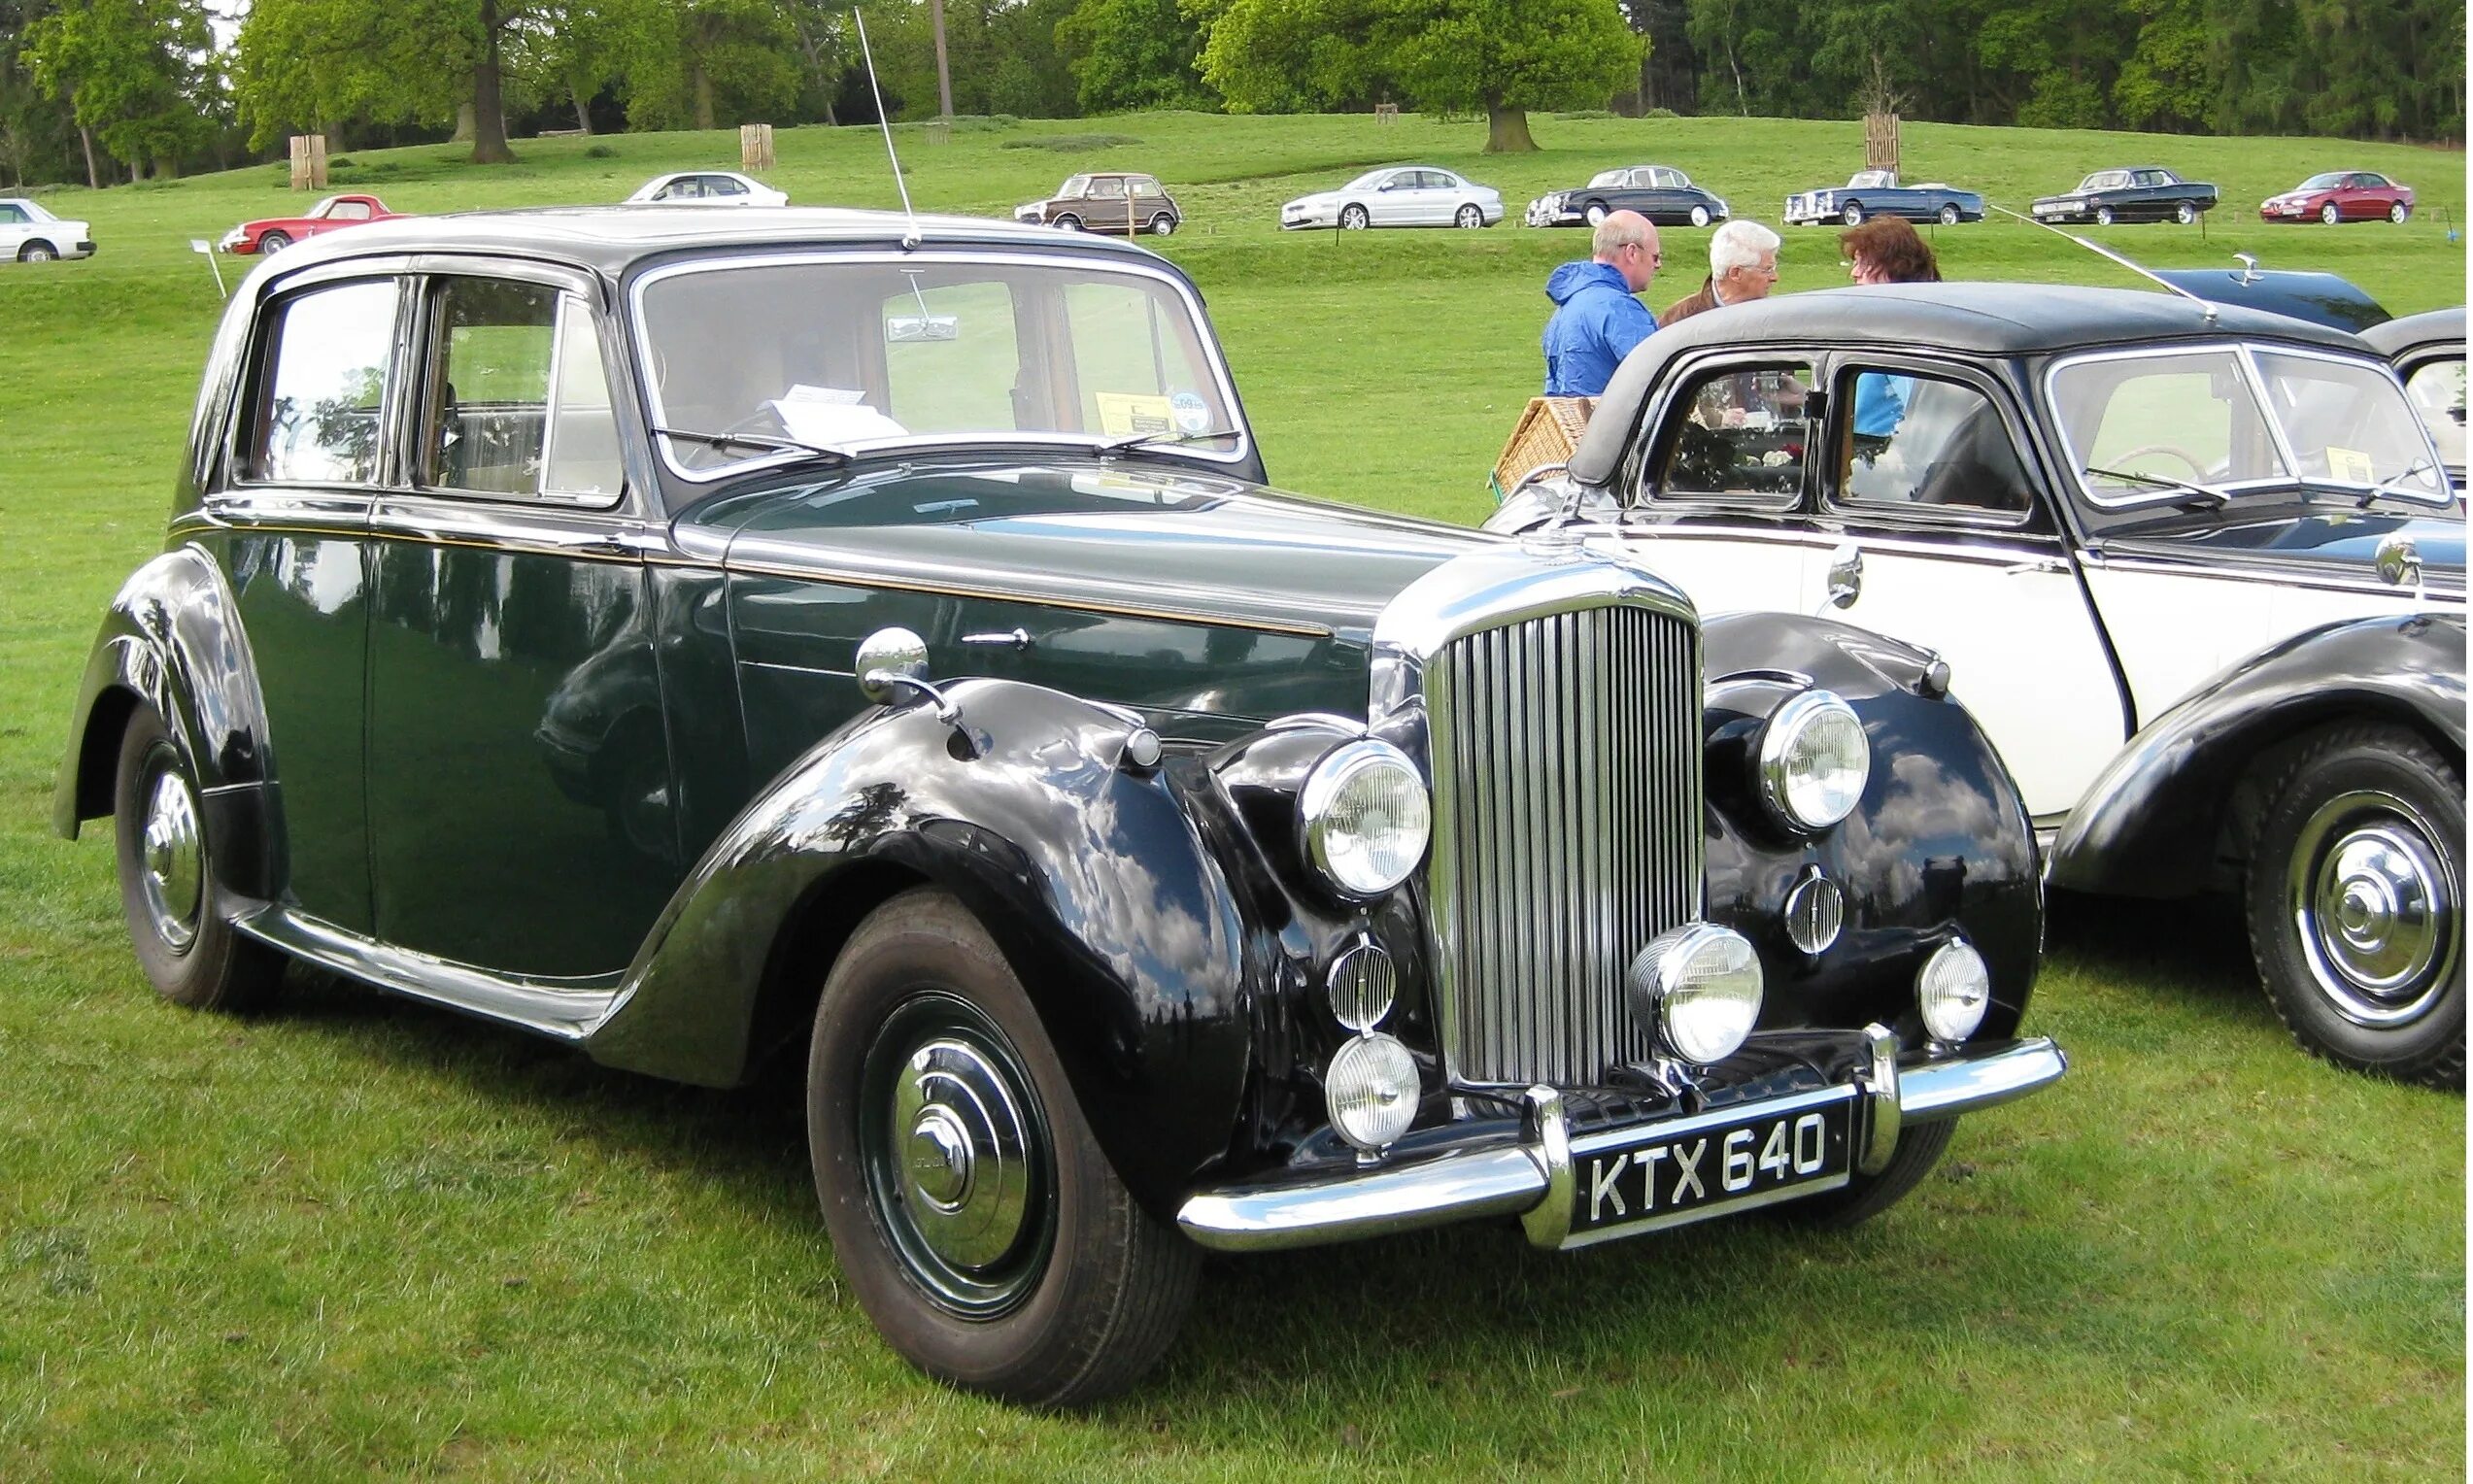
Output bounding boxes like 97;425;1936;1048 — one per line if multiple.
1428;603;1702;1086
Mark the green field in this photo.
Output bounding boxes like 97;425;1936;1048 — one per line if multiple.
0;112;2462;1478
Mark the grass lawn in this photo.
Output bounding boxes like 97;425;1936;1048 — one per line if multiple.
0;111;2462;1477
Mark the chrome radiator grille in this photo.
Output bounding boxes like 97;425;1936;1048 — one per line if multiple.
1424;603;1703;1086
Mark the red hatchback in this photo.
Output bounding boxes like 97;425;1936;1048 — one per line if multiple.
219;193;399;254
2259;171;2414;225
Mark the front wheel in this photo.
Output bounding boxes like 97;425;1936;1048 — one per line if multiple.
113;704;286;1011
2095;205;2116;226
1689;204;1711;228
1777;1118;1954;1228
1840;202;1865;226
2175;200;2200;225
807;888;1200;1406
258;231;290;253
1583;202;1609;227
1052;215;1083;232
2246;723;2463;1089
19;240;57;261
2320;203;2341;225
1454;204;1484;228
1939;203;1962;225
1338;204;1369;231
2390;202;2410;224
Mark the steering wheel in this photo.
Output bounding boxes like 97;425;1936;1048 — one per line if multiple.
2111;443;2209;479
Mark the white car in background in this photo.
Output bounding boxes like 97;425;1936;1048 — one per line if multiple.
1;197;95;261
626;171;788;207
1280;166;1503;230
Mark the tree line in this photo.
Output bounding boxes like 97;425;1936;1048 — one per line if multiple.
1;0;2458;189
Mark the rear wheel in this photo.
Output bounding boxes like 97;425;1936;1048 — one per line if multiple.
1840;202;1865;226
2389;202;2410;224
807;888;1199;1406
113;704;285;1012
1939;203;1962;225
2245;723;2463;1089
1454;204;1484;228
18;240;57;261
1778;1118;1955;1228
1148;213;1175;236
2320;203;2341;225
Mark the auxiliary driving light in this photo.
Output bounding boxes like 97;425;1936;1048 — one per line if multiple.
1918;936;1992;1043
1326;941;1398;1031
1326;1032;1419;1150
1628;923;1766;1065
1300;738;1431;896
1757;690;1870;830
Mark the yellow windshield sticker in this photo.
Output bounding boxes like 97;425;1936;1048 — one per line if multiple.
1097;391;1174;436
2325;446;2376;483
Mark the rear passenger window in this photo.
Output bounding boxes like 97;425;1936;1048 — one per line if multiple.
423;278;620;503
1652;361;1815;504
248;279;397;485
1837;369;2033;515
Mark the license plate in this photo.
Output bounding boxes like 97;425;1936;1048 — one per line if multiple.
1560;1085;1854;1248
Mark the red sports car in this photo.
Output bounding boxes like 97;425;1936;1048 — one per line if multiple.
219;193;398;254
2258;171;2414;225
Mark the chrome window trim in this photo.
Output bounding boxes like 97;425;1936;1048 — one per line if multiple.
226;273;414;495
1824;355;2046;530
413;268;627;513
2043;340;2450;510
627;248;1253;484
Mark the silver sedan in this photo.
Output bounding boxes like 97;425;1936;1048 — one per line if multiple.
1280;166;1504;230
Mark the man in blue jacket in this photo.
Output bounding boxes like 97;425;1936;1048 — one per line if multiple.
1541;210;1662;395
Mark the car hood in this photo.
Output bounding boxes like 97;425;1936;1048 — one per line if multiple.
1285;191;1339;209
2102;509;2465;590
704;456;1494;645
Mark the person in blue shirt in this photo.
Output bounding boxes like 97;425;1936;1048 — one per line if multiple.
1541;211;1661;396
1841;216;1941;444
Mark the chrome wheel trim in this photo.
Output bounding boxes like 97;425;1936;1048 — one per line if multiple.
860;993;1055;1318
1340;206;1368;230
1584;203;1608;227
139;761;204;954
2287;790;2459;1028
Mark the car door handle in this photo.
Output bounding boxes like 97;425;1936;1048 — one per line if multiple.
555;529;663;558
2003;556;2067;576
1822;543;1862;611
961;627;1035;652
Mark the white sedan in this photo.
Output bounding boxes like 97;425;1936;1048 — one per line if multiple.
626;171;789;207
1;197;95;261
1280;166;1503;230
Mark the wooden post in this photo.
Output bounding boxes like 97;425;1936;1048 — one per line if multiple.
1374;103;1399;125
288;134;328;189
740;123;775;172
1863;112;1899;177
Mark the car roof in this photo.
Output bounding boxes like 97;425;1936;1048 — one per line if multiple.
251;204;1170;278
2360;307;2465;359
1570;283;2373;487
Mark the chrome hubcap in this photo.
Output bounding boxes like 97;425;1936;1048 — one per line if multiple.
2289;791;2458;1027
141;766;203;952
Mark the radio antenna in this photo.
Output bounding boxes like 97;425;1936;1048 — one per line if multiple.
853;7;921;251
1986;203;2217;323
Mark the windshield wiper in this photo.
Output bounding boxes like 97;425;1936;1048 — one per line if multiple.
2084;464;2231;510
2295;459;2446;509
1096;427;1245;456
657;426;852;467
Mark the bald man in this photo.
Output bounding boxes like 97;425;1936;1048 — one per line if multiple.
1541;209;1661;396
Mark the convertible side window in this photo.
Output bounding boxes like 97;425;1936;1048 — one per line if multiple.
1836;369;2033;514
2403;359;2466;470
421;277;621;504
244;278;398;485
1651;361;1814;504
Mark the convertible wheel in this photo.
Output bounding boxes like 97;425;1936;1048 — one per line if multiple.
19;240;57;262
1689;205;1711;228
807;888;1200;1406
2246;723;2463;1089
1776;1118;1955;1229
1148;213;1175;236
2095;206;2116;226
1840;202;1865;226
2389;202;2410;224
2175;201;2199;225
2320;203;2341;226
1939;203;1961;225
1454;204;1484;229
258;231;291;253
113;704;285;1011
1339;205;1369;231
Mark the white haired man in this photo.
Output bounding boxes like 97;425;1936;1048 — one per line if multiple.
1657;219;1781;327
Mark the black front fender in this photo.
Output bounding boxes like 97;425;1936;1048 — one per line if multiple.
587;678;1261;1216
2050;613;2466;899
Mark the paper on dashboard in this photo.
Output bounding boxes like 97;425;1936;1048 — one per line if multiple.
770;385;908;446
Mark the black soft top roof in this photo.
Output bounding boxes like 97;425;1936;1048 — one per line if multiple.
1571;282;2371;488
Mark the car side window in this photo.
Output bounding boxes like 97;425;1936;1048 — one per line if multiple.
711;177;745;197
1836;369;2033;515
1089;177;1126;199
0;204;25;224
329;200;371;221
245;279;398;485
2403;359;2466;469
422;277;620;504
1131;177;1162;199
1650;361;1815;505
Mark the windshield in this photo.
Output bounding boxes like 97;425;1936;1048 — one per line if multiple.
635;253;1244;477
1343;170;1388;190
2049;345;2449;506
2298;173;2346;190
1057;175;1090;198
1588;170;1626;187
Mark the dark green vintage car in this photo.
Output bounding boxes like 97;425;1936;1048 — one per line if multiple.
57;208;2064;1404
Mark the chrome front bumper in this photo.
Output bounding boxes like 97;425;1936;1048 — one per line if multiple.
1177;1031;2066;1254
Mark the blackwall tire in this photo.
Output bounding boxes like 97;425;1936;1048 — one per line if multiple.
258;231;290;253
1454;204;1484;228
2175;201;2200;225
2390;202;2410;224
2320;203;2341;225
1339;205;1369;231
1940;203;1962;225
112;704;285;1012
1840;202;1865;226
2245;723;2464;1090
1774;1118;1956;1229
806;887;1200;1406
2095;206;2116;226
20;240;57;261
1149;214;1175;236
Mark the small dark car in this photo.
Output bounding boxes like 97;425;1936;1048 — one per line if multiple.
2262;171;2416;225
1490;285;2464;1086
56;208;2063;1406
1013;172;1181;235
1783;170;1983;227
1526;165;1730;229
2032;167;2219;226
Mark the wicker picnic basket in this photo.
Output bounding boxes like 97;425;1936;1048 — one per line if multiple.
1490;395;1594;500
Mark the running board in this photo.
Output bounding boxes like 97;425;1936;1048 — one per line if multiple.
236;907;625;1041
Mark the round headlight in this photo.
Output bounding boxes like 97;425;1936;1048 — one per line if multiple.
1757;690;1870;830
1326;1032;1419;1150
1918;936;1991;1042
1300;738;1430;896
1327;941;1397;1032
1628;923;1765;1064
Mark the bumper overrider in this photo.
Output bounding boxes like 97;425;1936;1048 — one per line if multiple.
1179;1029;2065;1252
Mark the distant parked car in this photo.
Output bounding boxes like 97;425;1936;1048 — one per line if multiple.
626;171;788;207
0;197;94;261
1783;170;1982;227
2260;171;2415;225
1526;165;1729;229
2363;308;2466;489
2032;166;2218;226
220;193;397;254
1281;166;1503;230
1013;173;1181;235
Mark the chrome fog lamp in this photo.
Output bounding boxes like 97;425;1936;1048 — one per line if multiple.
1300;738;1431;896
1628;923;1765;1064
1326;1033;1419;1151
1326;941;1397;1032
1758;690;1869;830
1918;936;1992;1043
